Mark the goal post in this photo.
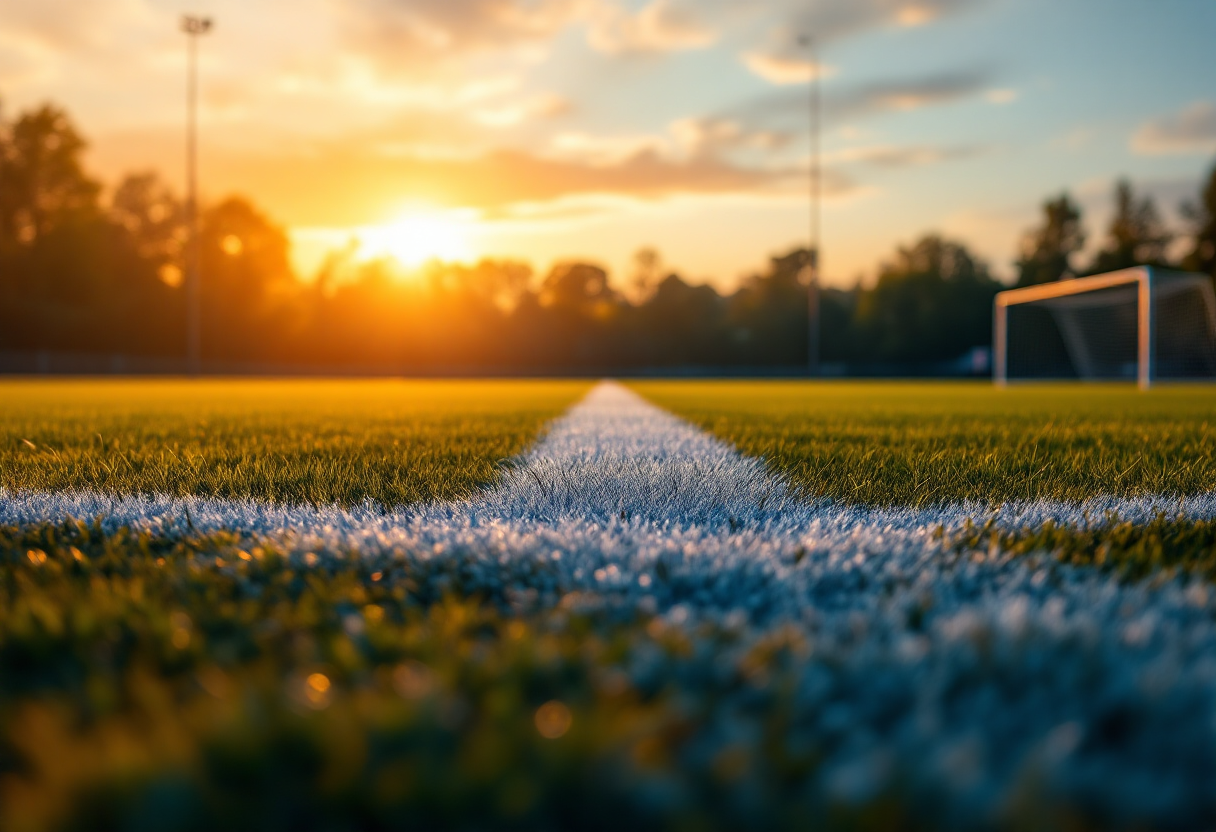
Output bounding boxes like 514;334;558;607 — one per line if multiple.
994;267;1216;389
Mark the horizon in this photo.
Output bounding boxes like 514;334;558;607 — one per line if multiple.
2;0;1214;289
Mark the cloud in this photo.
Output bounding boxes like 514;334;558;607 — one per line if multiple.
737;68;992;125
0;44;40;89
336;0;585;72
801;0;979;39
216;145;844;226
547;132;672;166
742;0;981;84
168;108;857;226
472;93;573;127
844;71;991;114
0;1;130;52
588;0;717;54
584;0;979;65
343;0;979;76
740;53;835;86
14;0;987;262
670;117;792;157
489;193;643;223
1131;101;1216;156
827;143;984;168
547;117;791;169
333;0;727;80
0;0;175;92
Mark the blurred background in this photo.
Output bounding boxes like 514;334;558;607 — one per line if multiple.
0;0;1213;376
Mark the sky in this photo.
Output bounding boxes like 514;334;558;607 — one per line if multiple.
1;0;1214;289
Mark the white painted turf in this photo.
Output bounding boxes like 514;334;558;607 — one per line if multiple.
3;381;1216;826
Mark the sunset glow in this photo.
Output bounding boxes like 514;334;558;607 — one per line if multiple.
4;0;1214;285
356;211;479;268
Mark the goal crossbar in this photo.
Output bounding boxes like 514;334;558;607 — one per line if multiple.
993;266;1216;390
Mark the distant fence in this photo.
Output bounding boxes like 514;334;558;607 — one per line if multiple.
0;349;992;379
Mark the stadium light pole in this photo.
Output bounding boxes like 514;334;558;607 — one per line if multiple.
800;33;821;378
182;14;212;376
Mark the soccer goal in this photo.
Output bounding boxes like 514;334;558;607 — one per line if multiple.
994;266;1216;389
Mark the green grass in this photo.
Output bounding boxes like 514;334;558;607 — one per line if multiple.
0;524;810;832
943;513;1216;583
10;378;1212;513
0;522;1111;832
2;380;1214;830
0;379;590;509
631;381;1216;508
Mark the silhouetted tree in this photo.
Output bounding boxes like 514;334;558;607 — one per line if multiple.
629;247;662;303
200;197;299;361
539;262;617;316
460;259;534;313
728;249;810;366
0;103;12;254
534;262;619;365
0;104;100;250
1016;192;1085;286
819;287;860;365
855;235;999;363
19;99;1216;376
1180;161;1216;279
0;103;179;356
1087;179;1173;273
110;172;184;274
635;273;726;366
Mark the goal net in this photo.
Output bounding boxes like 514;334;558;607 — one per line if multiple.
994;267;1216;388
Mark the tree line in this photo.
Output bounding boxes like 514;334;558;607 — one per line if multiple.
2;101;1215;373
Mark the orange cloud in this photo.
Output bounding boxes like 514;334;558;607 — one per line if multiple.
218;146;820;225
826;143;986;168
742;0;980;85
670;117;792;157
1132;101;1216;156
740;53;835;86
472;93;573;127
588;0;718;54
0;0;125;52
336;0;586;73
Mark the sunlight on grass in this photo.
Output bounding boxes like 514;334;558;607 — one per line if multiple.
631;381;1216;507
0;379;590;508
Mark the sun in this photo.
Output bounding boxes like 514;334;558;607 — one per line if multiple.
357;210;477;267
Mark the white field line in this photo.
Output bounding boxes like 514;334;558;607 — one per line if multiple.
2;381;1216;822
1;381;1214;625
4;380;1215;537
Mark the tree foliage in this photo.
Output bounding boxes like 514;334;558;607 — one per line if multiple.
855;235;1000;363
110;171;184;267
1180;162;1216;279
0;104;100;250
1087;179;1173;274
0;104;178;356
1016;193;1085;287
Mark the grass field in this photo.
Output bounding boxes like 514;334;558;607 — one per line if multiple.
3;378;1215;831
0;379;590;508
633;381;1216;507
1;522;868;832
7;379;1214;512
6;517;1208;832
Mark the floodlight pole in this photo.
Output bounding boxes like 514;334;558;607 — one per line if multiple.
801;34;821;378
182;14;212;376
